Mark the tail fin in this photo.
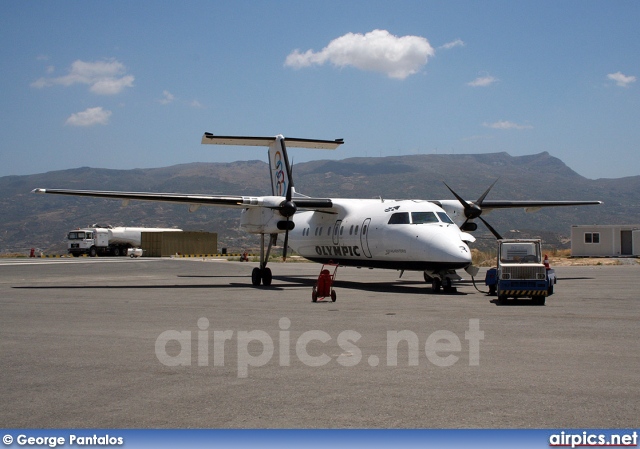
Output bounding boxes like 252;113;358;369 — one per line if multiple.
268;136;291;196
201;133;343;197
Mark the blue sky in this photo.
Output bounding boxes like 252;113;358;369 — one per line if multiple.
1;1;638;180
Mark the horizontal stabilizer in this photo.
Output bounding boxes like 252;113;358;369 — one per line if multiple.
201;133;343;150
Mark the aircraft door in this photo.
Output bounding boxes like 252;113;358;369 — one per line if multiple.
332;220;342;246
360;218;372;258
621;230;632;255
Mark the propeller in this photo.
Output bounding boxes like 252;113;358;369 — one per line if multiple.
280;180;296;261
443;180;503;240
276;139;296;261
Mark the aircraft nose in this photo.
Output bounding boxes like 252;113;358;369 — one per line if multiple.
427;228;473;266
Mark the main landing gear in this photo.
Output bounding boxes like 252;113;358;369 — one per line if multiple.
251;233;276;286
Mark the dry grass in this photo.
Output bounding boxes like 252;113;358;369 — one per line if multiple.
471;247;637;267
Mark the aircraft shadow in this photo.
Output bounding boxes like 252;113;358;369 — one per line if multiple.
274;275;469;296
13;276;471;296
12;283;284;291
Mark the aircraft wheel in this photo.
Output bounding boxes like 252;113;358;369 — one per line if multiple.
443;278;453;292
262;267;272;286
331;290;336;302
251;267;262;286
431;278;441;293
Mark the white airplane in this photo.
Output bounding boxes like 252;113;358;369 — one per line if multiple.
33;133;602;292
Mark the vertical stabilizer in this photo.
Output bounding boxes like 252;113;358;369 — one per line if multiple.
268;135;293;197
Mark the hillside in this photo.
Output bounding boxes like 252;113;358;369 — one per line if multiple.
2;152;638;254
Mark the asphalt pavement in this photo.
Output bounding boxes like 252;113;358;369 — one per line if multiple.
1;257;638;428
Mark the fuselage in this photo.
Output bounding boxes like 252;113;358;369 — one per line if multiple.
286;198;472;272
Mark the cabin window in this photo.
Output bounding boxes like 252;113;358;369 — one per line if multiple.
585;232;600;244
362;225;368;235
354;225;359;235
340;226;344;235
388;212;410;224
436;212;454;224
349;225;354;235
328;227;332;236
411;212;439;224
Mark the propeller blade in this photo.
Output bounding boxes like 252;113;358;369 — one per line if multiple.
282;226;289;261
475;179;498;206
443;182;471;208
479;216;503;240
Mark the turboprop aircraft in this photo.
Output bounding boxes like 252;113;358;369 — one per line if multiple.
33;133;602;292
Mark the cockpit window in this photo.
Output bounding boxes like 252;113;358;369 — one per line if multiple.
388;212;410;224
411;212;439;224
437;212;454;224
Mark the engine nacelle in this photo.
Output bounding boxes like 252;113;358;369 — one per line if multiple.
240;207;286;234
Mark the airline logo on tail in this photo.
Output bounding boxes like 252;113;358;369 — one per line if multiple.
272;150;287;196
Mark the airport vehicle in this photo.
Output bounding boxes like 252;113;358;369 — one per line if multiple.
34;133;601;291
312;262;339;302
127;248;144;258
66;226;181;257
484;239;556;305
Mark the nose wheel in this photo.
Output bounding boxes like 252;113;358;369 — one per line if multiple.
431;277;454;293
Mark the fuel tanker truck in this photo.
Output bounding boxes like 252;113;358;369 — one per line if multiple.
67;225;182;257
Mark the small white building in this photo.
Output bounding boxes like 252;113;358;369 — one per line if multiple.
571;225;640;257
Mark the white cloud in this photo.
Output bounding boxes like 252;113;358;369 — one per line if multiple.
440;39;465;50
190;100;204;108
607;71;636;87
159;90;175;105
285;29;435;80
31;59;134;95
65;107;112;126
483;120;533;130
467;75;498;87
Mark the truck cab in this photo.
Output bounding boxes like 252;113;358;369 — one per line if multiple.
67;228;109;257
485;239;556;305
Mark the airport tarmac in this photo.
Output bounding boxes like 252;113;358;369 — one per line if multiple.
1;257;638;428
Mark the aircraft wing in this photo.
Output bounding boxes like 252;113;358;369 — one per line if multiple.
479;200;603;212
31;188;333;209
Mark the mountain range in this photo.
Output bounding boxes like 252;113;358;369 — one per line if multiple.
2;151;639;255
